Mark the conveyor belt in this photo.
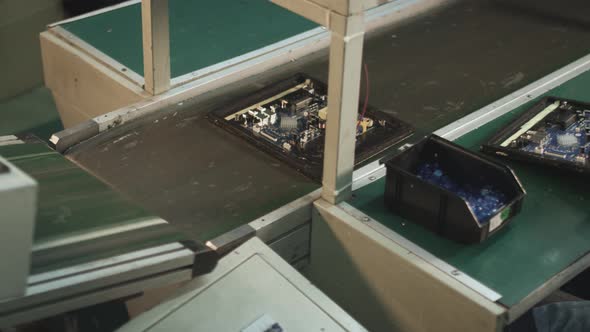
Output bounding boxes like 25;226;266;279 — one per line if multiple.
350;69;590;308
0;138;219;326
64;0;590;243
0;139;188;274
66;109;320;242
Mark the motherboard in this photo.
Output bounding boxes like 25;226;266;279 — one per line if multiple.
224;79;330;154
483;97;590;174
209;74;414;181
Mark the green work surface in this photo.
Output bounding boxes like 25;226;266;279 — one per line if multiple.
61;0;316;77
350;69;590;307
0;140;186;273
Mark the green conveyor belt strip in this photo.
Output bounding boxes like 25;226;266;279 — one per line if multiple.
350;69;590;307
0;87;63;143
0;141;186;273
61;0;317;78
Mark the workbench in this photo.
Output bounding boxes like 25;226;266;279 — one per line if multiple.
51;0;590;242
310;57;590;331
4;0;590;329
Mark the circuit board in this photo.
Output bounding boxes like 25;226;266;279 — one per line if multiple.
209;74;414;181
483;97;590;175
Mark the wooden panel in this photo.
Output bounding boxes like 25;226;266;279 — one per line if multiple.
40;31;147;127
309;199;506;332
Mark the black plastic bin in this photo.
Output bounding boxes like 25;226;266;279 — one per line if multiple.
383;135;526;243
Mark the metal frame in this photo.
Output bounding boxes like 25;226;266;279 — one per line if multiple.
32;217;168;252
0;136;24;147
48;0;142;28
47;26;146;88
46;0;450;99
0;243;195;327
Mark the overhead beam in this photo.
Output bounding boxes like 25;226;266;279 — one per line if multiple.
141;0;171;95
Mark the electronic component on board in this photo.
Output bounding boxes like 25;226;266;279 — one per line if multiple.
483;97;590;175
547;108;577;130
209;74;414;181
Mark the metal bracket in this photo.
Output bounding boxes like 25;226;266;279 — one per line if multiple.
179;240;219;277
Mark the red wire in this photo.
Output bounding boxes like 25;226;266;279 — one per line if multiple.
358;63;370;129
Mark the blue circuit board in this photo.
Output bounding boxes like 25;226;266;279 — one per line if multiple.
416;162;507;222
516;108;590;164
